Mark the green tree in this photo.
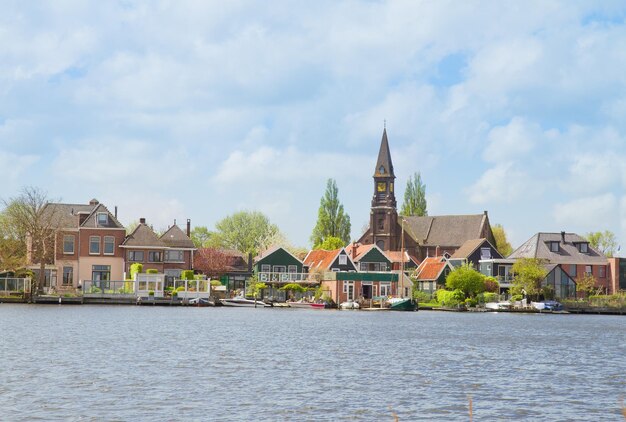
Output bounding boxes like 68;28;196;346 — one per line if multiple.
311;179;351;248
190;226;214;248
576;273;598;299
211;211;281;257
445;263;486;298
316;236;344;250
586;230;617;257
400;172;427;217
484;276;500;293
492;224;513;257
2;187;61;294
0;212;26;271
510;258;547;300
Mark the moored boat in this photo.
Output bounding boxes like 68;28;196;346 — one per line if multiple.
189;297;214;307
220;296;270;307
339;301;360;310
288;300;326;309
388;297;417;311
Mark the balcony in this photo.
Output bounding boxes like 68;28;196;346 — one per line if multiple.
257;272;316;284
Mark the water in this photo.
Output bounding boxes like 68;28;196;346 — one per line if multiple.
0;305;624;421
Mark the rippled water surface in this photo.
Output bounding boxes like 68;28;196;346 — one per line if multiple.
0;304;625;421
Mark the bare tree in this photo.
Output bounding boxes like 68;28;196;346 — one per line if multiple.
2;187;61;295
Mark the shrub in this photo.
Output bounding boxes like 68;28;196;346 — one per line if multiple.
210;280;222;287
146;269;158;274
176;286;186;292
484;276;499;293
510;294;523;302
130;263;143;280
465;297;478;308
413;290;432;302
148;290;155;296
436;289;465;307
181;270;195;280
172;291;178;298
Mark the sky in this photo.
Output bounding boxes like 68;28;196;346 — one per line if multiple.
1;1;626;252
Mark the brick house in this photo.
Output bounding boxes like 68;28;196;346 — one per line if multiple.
32;199;126;290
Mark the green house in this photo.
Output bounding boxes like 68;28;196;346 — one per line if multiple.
254;246;306;283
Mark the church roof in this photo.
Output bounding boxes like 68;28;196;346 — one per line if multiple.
374;128;395;178
402;213;490;247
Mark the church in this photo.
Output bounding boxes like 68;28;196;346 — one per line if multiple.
357;129;496;262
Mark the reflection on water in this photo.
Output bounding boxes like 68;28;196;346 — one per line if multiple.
0;305;625;421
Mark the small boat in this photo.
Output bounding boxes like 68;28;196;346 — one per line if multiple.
388;297;417;311
220;296;270;307
288;300;326;309
189;297;214;307
485;301;511;310
339;301;360;310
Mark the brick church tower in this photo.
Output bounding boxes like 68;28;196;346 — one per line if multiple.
366;128;399;251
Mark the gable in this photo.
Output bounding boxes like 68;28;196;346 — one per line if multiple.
329;250;358;271
256;247;303;269
357;247;391;265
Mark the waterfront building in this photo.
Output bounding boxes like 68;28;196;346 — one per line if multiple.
413;256;454;294
357;129;496;261
303;247;358;273
508;232;610;295
608;257;626;294
121;218;195;283
29;199;126;291
449;238;502;268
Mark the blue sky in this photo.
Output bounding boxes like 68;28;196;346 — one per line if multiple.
1;1;626;252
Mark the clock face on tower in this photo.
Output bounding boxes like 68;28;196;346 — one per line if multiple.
377;182;386;192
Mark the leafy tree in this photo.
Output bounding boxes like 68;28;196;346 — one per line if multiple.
445;263;486;298
400;172;427;217
2;187;61;294
586;230;617;258
194;248;232;278
190;226;214;248
311;179;351;248
316;236;344;250
484;276;500;293
211;211;281;257
510;258;547;300
0;213;26;271
576;273;598;299
492;224;513;257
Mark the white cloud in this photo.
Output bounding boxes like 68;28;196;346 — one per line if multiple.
467;162;533;204
483;117;538;163
553;193;618;228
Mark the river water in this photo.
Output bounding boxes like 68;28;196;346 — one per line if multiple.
0;304;624;421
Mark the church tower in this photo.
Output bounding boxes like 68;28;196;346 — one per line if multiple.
369;128;399;251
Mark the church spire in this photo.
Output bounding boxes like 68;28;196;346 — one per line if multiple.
374;128;395;178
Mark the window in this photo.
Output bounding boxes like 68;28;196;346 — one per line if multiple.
339;255;347;265
569;264;577;277
148;251;162;262
63;235;75;254
585;265;592;276
599;266;606;278
92;265;110;281
380;263;387;271
129;251;144;262
379;165;385;174
164;250;184;262
378;219;384;230
380;282;391;296
273;265;286;273
288;265;297;273
578;243;589;253
480;248;492;260
331;268;339;272
97;213;108;226
103;236;115;255
550;242;560;252
62;267;73;286
261;264;271;272
89;236;100;254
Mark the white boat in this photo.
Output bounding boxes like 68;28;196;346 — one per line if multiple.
339;301;360;310
288;300;326;309
485;301;511;310
220;296;270;307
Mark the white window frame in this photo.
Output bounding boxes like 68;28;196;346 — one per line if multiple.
480;247;491;259
97;212;108;226
599;265;606;278
63;235;75;254
550;242;559;252
338;255;347;265
273;265;286;273
585;265;592;276
103;236;115;255
287;265;297;273
89;236;100;255
261;264;271;272
380;282;391;296
579;243;589;253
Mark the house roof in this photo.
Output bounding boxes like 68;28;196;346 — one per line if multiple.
80;203;125;229
160;225;195;249
508;232;607;265
386;250;418;265
197;248;250;272
402;213;489;247
414;256;451;281
450;238;502;260
254;246;303;265
44;201;124;229
303;249;342;270
122;223;166;248
374;128;395;178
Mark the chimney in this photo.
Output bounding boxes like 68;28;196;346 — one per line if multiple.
114;206;118;219
174;219;177;226
139;217;146;224
561;231;566;243
484;210;488;216
248;252;253;273
435;246;440;257
186;219;191;237
351;242;358;259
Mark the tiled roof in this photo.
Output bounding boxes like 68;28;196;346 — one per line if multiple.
44;201;124;229
403;214;488;247
160;225;195;249
344;243;375;261
509;232;607;265
122;223;166;248
450;238;502;260
386;250;416;264
80;203;125;229
415;257;449;281
303;249;341;270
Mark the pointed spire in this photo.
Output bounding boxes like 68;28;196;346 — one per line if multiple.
374;128;395;178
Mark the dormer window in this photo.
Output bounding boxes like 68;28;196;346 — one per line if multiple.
379;165;385;174
549;242;560;252
577;243;589;253
97;212;108;226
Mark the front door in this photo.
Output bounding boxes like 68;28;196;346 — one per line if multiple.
362;284;372;299
347;282;355;301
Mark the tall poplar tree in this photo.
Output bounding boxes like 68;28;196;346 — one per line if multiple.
400;172;427;217
311;179;351;248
